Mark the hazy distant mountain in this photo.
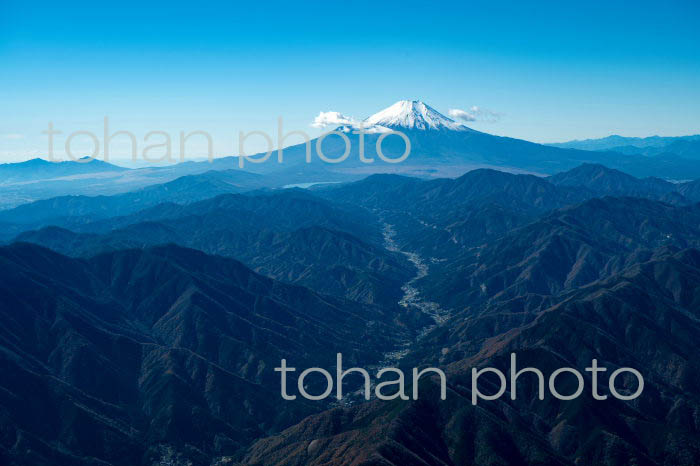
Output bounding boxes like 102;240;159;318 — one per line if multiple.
548;163;684;202
0;169;264;233
549;134;700;164
0;158;281;210
319;168;593;258
2;104;699;212
246;100;624;175
548;134;700;152
644;138;700;159
322;168;590;215
677;178;700;202
224;100;700;180
0;157;126;183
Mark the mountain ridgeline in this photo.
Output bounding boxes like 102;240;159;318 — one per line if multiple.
1;100;700;465
2;101;699;212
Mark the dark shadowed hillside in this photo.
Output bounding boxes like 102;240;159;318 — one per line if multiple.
14;189;413;307
4;164;700;466
0;243;418;466
421;197;700;310
242;248;700;466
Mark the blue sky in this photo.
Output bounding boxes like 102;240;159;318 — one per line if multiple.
1;0;699;162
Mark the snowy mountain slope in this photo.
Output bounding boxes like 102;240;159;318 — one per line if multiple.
363;100;469;131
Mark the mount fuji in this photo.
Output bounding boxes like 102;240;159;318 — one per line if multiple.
361;100;470;132
208;100;700;181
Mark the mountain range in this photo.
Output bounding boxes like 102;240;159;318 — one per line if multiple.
235;101;700;180
0;242;421;465
245;246;700;466
1;99;700;465
3;100;700;212
549;134;700;158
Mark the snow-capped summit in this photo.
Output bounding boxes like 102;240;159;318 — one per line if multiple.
363;100;468;131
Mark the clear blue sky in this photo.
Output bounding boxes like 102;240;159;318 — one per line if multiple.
1;0;699;161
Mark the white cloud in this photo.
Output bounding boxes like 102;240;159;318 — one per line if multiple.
2;133;25;140
448;106;502;123
448;108;477;122
310;111;356;128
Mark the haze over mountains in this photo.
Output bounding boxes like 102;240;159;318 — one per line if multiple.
3;100;700;210
251;100;700;179
549;134;700;157
1;100;700;465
